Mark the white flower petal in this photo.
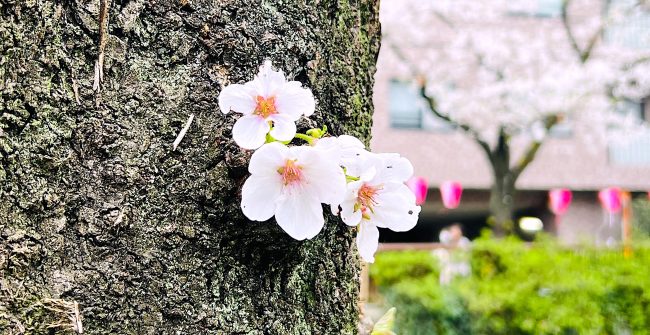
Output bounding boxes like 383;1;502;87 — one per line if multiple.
232;115;271;150
218;83;256;115
337;135;365;150
248;142;288;175
274;189;325;240
275;81;316;118
340;181;363;226
313;139;343;176
359;165;377;182
313;137;346;165
374;154;414;183
347;151;380;179
268;114;298;141
314;137;340;154
331;204;340;216
372;183;420;232
253;61;286;97
295;146;347;205
241;174;283;221
341;200;362;226
315;135;369;176
357;221;380;263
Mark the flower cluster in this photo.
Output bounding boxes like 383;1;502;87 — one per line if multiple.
219;61;421;262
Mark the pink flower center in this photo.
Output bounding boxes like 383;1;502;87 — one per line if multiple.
277;159;303;185
356;183;381;219
254;96;277;118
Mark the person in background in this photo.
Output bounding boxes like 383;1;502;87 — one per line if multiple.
434;224;472;285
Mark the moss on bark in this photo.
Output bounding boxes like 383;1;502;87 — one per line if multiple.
0;0;380;333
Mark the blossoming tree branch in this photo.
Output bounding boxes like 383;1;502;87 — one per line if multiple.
219;61;421;262
381;0;650;234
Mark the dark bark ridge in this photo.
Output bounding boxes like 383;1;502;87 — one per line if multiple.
0;0;380;333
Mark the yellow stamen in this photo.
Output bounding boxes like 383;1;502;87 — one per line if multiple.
255;95;277;118
357;183;382;219
277;159;303;185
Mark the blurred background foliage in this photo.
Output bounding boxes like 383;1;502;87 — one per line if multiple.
369;235;650;335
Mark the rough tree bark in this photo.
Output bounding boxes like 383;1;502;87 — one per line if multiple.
0;0;380;333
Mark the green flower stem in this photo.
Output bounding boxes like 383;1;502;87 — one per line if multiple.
346;175;360;182
294;133;316;145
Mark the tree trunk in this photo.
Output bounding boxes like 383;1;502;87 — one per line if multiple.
0;1;380;334
488;174;516;237
487;130;516;236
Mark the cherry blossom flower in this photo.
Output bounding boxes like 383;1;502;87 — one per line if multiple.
338;153;421;262
224;60;421;254
241;142;346;240
313;134;372;216
218;60;316;149
314;134;367;175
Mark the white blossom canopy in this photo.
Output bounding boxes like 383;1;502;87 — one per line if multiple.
381;0;650;143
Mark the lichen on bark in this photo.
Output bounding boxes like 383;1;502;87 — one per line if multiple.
0;0;380;333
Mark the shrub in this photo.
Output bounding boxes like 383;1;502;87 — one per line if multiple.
370;237;650;335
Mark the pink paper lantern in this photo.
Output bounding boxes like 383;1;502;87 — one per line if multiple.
548;189;572;216
407;177;428;205
440;181;463;209
598;187;622;213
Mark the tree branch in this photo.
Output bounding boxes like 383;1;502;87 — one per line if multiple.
581;25;606;62
561;0;583;59
561;0;606;63
384;37;494;160
510;115;560;180
417;83;494;160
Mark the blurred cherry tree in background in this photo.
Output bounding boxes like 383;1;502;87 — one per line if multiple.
381;0;650;234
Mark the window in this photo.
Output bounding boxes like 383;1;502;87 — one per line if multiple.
605;3;650;49
608;99;650;166
536;0;562;17
389;80;423;129
388;80;454;131
616;99;645;121
609;133;650;166
507;0;562;18
548;121;573;138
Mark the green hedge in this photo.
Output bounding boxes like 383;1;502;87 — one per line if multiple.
370;237;650;335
